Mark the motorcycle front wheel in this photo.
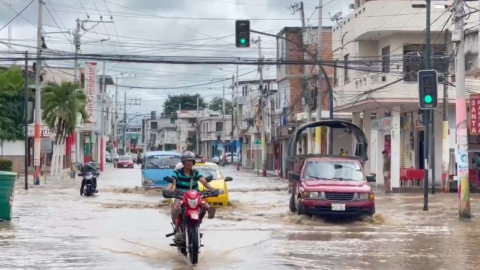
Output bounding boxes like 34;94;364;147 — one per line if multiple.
188;225;199;264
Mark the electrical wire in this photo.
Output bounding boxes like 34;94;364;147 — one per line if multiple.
0;0;35;32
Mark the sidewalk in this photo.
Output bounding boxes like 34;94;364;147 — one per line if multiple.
239;166;282;178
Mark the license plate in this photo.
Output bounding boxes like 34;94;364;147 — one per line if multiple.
331;203;345;211
124;165;128;167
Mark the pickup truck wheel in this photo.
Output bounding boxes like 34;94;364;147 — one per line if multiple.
289;194;297;213
296;198;304;216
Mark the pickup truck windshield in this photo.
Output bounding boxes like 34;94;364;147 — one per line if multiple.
304;160;364;181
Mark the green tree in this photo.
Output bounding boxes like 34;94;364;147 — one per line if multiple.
42;82;88;174
208;97;233;114
163;94;207;116
0;66;31;149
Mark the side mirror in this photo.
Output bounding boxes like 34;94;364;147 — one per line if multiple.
163;176;174;183
205;175;213;182
225;176;233;182
366;175;376;183
78;173;84;177
290;173;300;182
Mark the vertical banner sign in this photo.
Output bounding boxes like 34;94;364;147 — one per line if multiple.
469;94;480;135
85;62;97;124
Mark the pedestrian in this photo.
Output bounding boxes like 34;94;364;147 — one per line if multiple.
383;150;391;193
340;149;346;156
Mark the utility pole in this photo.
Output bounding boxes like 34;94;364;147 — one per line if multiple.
443;29;450;193
123;91;127;155
100;61;106;172
315;0;323;154
34;0;44;184
428;0;436;195
222;85;226;165
196;96;200;154
453;0;471;218
254;36;267;177
73;18;80;83
24;51;28;190
114;77;118;155
231;75;235;163
236;65;241;169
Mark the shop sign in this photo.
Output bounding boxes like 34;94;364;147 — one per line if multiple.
85;62;97;124
470;94;480;135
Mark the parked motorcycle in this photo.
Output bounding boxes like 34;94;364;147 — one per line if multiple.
78;171;99;196
162;175;218;265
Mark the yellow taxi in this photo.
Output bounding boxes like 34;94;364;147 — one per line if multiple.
194;157;232;207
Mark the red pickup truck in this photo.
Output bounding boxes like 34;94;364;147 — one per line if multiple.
287;120;375;218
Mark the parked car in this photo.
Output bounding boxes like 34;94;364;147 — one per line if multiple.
211;156;220;164
117;156;134;168
223;153;239;163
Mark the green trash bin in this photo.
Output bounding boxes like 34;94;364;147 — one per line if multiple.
0;171;17;221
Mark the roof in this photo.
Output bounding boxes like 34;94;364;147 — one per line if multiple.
277;26;333;36
144;151;181;157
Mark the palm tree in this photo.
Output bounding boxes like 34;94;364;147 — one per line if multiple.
42;82;88;175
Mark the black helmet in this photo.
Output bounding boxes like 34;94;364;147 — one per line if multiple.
181;151;196;164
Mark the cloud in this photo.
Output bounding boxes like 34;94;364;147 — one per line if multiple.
0;0;345;115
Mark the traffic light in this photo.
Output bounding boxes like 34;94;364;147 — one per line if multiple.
418;70;438;110
170;112;176;124
235;20;250;48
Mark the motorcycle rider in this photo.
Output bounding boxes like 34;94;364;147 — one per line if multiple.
80;162;98;196
168;151;217;224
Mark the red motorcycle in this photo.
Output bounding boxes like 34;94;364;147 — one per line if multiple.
162;175;218;265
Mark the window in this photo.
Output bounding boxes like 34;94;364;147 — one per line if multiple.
194;166;221;180
146;155;181;169
303;161;364;182
333;60;338;86
150;122;158;129
216;122;223;131
344;54;349;83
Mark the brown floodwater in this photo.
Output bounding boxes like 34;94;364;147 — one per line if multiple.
1;165;479;269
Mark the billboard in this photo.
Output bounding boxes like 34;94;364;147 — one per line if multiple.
85;62;97;124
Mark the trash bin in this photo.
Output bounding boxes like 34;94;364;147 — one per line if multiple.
0;171;17;221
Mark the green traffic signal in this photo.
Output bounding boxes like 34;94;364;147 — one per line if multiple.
240;38;246;44
424;95;433;104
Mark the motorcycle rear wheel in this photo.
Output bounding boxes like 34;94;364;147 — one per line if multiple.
188;226;199;264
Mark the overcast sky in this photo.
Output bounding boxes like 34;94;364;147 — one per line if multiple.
0;0;352;123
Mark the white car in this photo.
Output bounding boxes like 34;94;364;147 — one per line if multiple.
224;153;239;163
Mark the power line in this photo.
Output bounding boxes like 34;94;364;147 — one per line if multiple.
0;0;35;32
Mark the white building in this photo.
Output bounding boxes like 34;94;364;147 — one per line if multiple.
198;111;234;160
331;0;480;192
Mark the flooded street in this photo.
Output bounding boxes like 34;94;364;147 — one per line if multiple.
2;165;480;269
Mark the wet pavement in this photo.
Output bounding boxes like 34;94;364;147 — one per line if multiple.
2;164;480;269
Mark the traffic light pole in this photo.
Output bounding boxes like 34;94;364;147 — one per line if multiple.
420;0;432;211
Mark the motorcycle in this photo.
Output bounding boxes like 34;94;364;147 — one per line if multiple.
162;175;218;265
78;171;98;196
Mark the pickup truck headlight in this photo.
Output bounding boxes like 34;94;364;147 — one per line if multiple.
309;192;319;198
358;193;374;201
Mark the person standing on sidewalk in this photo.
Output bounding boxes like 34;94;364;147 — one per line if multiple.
383;150;391;193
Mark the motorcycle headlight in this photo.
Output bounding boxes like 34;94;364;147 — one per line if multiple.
85;174;93;180
188;198;198;208
309;192;319;198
